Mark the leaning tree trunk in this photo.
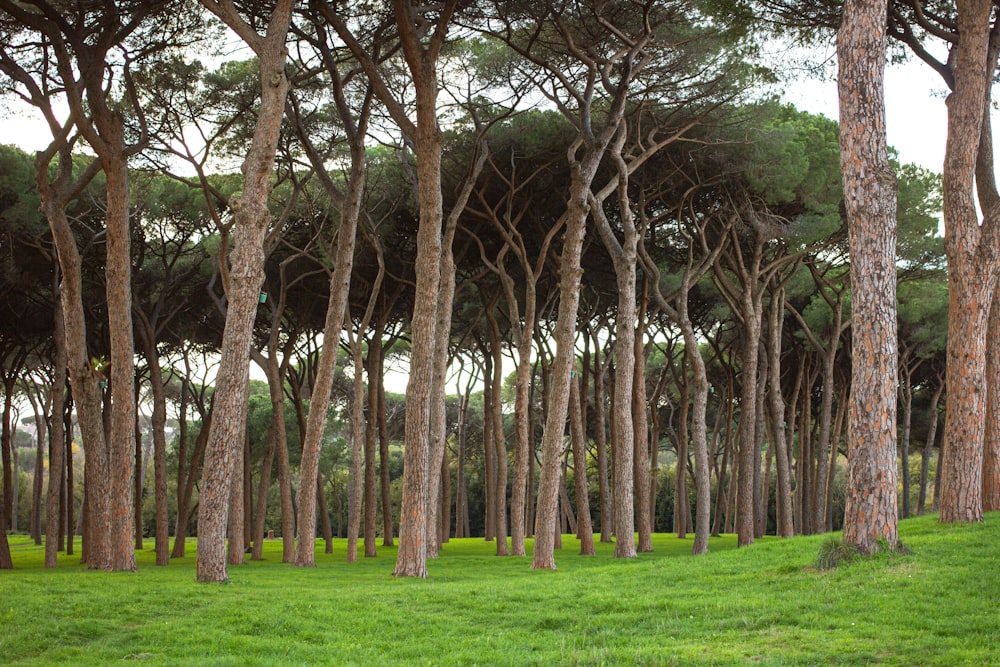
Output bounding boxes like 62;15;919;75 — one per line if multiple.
195;0;292;582
838;0;900;553
532;174;593;570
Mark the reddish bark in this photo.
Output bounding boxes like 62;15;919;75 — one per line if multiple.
838;0;900;553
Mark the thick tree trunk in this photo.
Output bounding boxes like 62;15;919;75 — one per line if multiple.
838;0;900;553
735;306;762;547
39;167;110;570
938;0;1000;525
102;153;137;573
532;175;592;570
393;78;445;579
196;1;292;582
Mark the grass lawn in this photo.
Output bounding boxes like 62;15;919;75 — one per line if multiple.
1;513;998;666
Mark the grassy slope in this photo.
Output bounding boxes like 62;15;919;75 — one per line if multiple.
0;513;997;666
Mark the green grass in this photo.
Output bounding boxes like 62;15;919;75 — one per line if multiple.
1;513;998;666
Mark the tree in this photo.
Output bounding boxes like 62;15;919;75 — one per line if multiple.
328;0;464;578
838;0;900;554
195;0;293;583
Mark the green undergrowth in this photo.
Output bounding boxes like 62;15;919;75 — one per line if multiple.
1;513;998;666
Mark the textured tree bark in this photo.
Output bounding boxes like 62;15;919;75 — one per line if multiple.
532;180;590;570
939;0;999;525
838;0;900;554
38;155;110;569
427;245;458;559
196;0;292;583
293;116;365;567
102;151;137;573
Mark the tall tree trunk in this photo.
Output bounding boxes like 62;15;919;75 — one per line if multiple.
364;345;379;557
592;333;611;544
29;384;48;546
293;136;365;567
735;306;762;547
938;0;1000;525
767;289;794;538
347;328;366;564
378;369;393;547
103;151;137;573
633;307;652;553
46;290;68;568
39;161;110;569
2;379;14;534
532;170;594;570
195;0;293;582
138;324;170;565
427;247;457;559
569;374;594;555
487;312;509;556
838;0;900;553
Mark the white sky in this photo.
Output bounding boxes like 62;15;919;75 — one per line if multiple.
781;52;950;173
